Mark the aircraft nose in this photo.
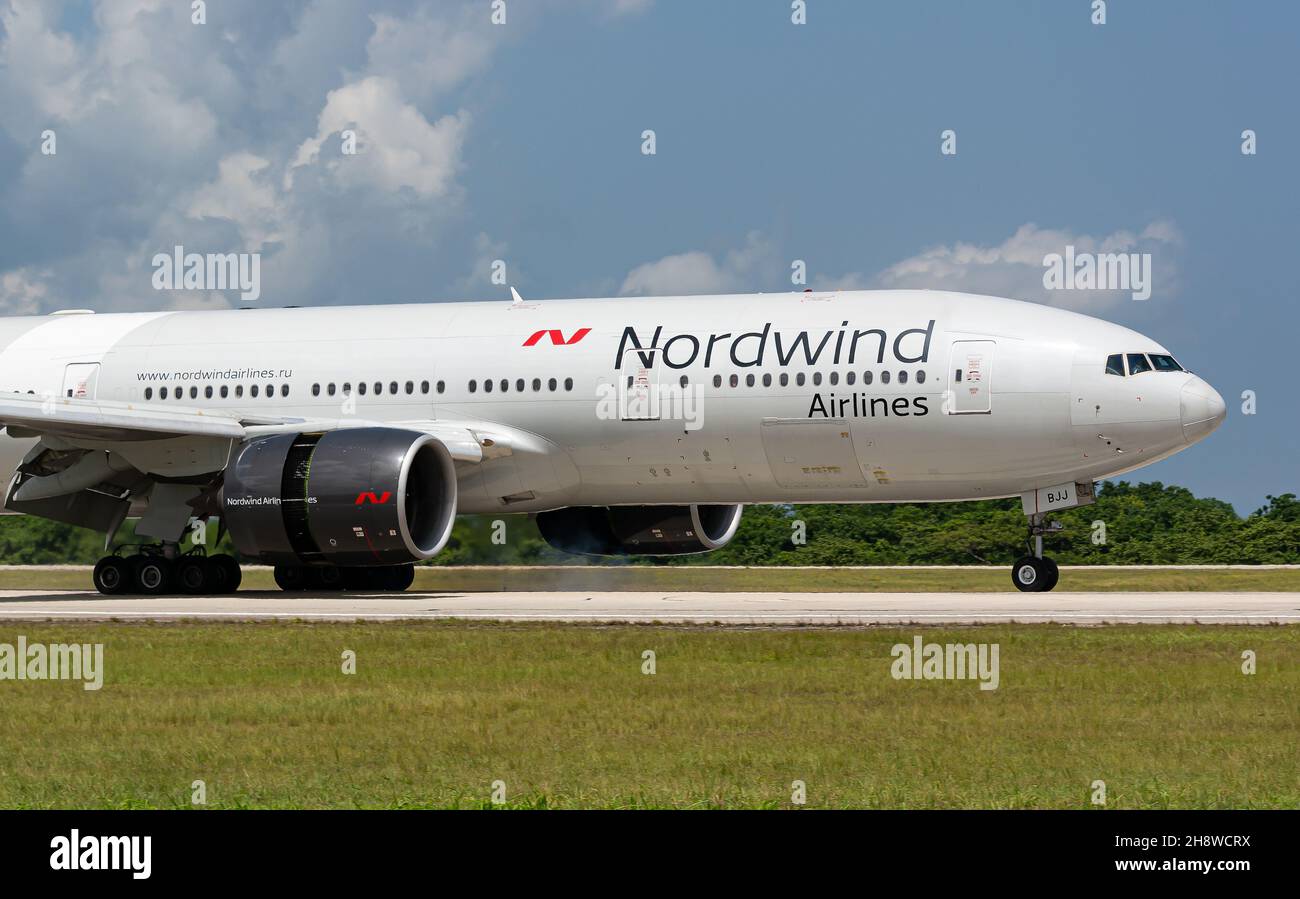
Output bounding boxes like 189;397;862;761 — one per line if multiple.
1180;376;1226;443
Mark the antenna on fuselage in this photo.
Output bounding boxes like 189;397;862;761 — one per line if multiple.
510;286;524;305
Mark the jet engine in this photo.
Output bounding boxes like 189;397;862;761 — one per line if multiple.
222;428;457;566
535;503;743;556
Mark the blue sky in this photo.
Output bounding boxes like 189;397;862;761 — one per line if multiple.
0;1;1295;512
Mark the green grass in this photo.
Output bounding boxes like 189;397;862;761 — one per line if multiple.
1;565;1298;592
0;622;1294;808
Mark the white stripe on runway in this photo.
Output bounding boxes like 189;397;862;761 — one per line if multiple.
0;590;1295;624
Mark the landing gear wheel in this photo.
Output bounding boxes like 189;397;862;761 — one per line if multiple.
175;556;213;595
133;556;173;595
309;566;344;591
386;565;415;592
209;554;242;592
93;556;131;595
340;567;373;592
1039;557;1060;592
274;564;309;592
1012;556;1048;592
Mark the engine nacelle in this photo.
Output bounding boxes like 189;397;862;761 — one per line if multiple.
222;428;457;566
536;504;742;556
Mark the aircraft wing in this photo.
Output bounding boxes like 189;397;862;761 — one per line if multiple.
0;393;252;442
0;394;486;463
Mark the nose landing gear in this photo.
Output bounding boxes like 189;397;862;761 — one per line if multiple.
1011;514;1061;592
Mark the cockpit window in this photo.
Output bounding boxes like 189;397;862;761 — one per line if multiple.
1105;354;1124;376
1149;354;1183;372
1126;353;1153;375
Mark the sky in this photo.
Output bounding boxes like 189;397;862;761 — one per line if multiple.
0;0;1295;513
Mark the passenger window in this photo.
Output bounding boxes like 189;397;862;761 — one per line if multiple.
251;385;259;398
499;379;508;393
1127;353;1153;375
796;372;805;386
548;378;557;391
235;385;243;398
564;377;573;391
829;372;838;386
729;374;739;388
421;381;430;394
846;371;855;386
390;381;399;394
221;385;229;398
468;380;477;393
529;379;538;392
1105;354;1124;376
881;371;891;385
374;382;382;395
280;385;289;397
779;373;789;386
484;379;493;393
312;383;320;396
205;386;213;399
863;371;873;385
439;381;447;394
359;382;367;395
713;374;722;388
916;371;926;384
812;372;822;386
1149;354;1183;372
326;383;335;396
746;374;755;387
189;386;198;399
146;388;154;400
898;371;908;385
679;375;689;388
762;373;772;387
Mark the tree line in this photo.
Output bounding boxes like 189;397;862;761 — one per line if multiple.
0;481;1294;565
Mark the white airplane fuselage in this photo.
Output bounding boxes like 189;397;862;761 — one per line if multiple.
0;290;1225;515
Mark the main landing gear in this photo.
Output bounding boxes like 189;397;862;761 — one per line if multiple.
273;564;416;593
1011;513;1061;593
92;546;243;596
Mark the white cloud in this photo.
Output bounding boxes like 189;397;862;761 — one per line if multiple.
0;0;664;314
185;153;286;251
606;0;654;16
822;221;1182;310
451;233;513;298
365;6;498;104
288;76;469;198
620;232;772;296
0;267;51;315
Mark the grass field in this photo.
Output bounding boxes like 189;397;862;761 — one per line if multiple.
0;622;1294;809
2;564;1299;592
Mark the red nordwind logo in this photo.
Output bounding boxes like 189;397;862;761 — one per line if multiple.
355;491;392;505
523;328;591;347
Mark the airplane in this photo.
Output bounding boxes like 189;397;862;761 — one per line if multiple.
0;289;1225;595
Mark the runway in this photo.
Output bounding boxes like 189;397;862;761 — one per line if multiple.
0;590;1295;624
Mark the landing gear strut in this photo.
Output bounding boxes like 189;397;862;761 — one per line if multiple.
1011;514;1060;593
